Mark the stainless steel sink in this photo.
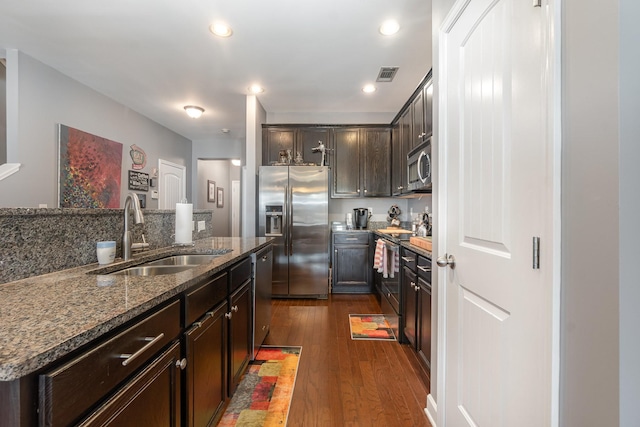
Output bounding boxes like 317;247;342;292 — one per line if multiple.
110;265;196;276
143;254;221;266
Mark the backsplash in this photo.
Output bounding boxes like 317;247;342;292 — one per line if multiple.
0;208;213;285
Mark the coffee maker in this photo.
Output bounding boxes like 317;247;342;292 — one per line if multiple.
353;208;370;229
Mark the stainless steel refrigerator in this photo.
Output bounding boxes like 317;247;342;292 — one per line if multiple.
258;166;329;298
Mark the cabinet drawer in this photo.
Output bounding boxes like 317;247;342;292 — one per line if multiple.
417;256;432;281
185;272;228;326
39;299;181;427
229;257;252;293
401;249;417;271
333;233;369;245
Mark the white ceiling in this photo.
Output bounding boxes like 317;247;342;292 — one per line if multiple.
0;0;432;143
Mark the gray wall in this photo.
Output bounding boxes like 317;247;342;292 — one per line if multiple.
0;50;192;209
190;136;243;207
619;1;639;425
0;59;6;165
561;0;620;425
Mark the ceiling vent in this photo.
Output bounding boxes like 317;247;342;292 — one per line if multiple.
376;67;399;82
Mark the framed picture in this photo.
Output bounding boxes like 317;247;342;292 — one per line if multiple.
217;188;224;208
207;180;216;203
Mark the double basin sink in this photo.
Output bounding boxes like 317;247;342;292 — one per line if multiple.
108;253;229;277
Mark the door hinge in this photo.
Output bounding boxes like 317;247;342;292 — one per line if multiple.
532;237;540;269
533;0;542;7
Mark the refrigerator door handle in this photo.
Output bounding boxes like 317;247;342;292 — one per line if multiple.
284;184;289;256
288;184;293;256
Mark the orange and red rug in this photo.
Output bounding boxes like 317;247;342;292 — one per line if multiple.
217;346;301;427
349;314;396;341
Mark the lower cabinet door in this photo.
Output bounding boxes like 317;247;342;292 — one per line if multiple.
78;341;182;427
418;278;432;369
184;301;228;427
229;280;252;395
402;267;418;347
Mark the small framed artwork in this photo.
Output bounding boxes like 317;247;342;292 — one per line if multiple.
217;187;224;208
207;180;216;203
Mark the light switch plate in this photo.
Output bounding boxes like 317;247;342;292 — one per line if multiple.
151;190;158;200
197;220;205;231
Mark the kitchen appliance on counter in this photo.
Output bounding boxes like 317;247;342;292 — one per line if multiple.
258;166;329;298
353;208;370;229
407;138;432;192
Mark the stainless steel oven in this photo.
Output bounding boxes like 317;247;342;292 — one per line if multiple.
407;138;432;192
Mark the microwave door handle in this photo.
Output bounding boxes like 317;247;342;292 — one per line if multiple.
417;152;427;183
425;153;432;180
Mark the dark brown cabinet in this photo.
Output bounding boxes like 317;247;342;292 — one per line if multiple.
391;70;432;196
331;127;391;198
229;280;251;395
184;301;227;427
332;128;360;197
262;126;331;166
78;341;182;427
401;248;432;370
332;232;371;293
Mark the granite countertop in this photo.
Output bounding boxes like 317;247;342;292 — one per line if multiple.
0;237;271;381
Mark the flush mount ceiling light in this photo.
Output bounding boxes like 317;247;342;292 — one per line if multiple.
248;84;264;94
379;19;400;36
184;105;204;119
231;159;241;166
209;22;233;37
362;84;377;93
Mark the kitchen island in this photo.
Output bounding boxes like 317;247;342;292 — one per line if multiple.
0;236;272;426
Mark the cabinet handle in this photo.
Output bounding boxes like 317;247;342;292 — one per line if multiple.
261;255;268;261
397;186;404;190
225;312;233;319
345;238;358;241
364;189;367;193
401;256;415;262
415;285;420;291
357;188;360;192
231;305;239;312
176;358;187;370
119;333;165;366
417;266;432;273
335;249;338;253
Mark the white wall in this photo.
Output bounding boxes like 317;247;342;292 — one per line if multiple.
0;50;192;208
0;59;6;165
619;1;640;425
190;136;243;207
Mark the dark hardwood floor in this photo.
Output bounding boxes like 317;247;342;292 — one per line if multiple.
264;294;432;427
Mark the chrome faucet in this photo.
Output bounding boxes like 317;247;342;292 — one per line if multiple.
122;192;144;261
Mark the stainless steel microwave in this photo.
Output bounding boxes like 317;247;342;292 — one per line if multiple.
407;138;432;192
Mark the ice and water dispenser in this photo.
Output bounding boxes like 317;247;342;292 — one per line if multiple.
265;205;283;236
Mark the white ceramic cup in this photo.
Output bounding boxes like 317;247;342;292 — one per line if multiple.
97;241;116;265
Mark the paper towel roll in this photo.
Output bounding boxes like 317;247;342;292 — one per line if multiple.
175;203;193;244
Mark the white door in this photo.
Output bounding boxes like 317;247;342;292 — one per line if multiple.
231;180;241;237
158;159;186;209
439;0;554;426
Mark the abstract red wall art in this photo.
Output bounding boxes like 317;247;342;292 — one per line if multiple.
58;125;123;208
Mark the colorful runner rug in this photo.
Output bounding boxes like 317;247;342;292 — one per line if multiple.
349;314;396;341
217;346;301;427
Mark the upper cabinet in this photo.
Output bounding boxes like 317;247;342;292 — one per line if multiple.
331;127;391;199
262;127;332;166
391;70;433;196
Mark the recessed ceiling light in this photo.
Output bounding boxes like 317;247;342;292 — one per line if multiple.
221;128;230;133
249;84;264;94
184;105;204;119
362;84;377;93
209;22;233;37
379;20;400;36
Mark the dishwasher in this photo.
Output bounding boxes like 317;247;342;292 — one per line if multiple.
252;245;273;359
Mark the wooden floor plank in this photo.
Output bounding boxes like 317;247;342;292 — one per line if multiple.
265;294;431;427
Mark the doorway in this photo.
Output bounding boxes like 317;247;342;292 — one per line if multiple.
158;159;186;209
197;159;241;237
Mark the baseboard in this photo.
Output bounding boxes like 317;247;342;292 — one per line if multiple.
425;393;437;427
